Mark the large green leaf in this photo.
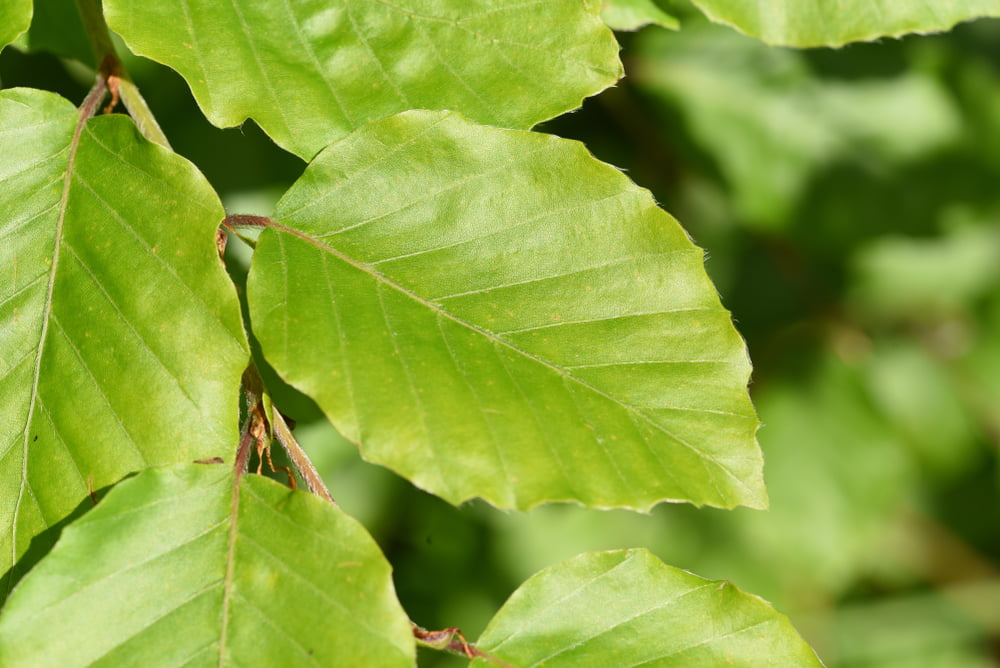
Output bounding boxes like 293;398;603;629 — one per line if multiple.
691;0;1000;47
104;0;622;160
247;110;763;512
0;88;248;595
0;464;415;666
474;549;824;667
0;0;31;49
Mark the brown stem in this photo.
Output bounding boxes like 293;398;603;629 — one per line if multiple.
240;363;336;504
233;416;255;479
412;624;518;667
224;214;275;229
272;409;337;506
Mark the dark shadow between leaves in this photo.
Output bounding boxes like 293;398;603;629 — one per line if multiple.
1;476;132;600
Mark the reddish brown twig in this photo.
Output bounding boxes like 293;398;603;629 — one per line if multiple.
412;624;518;667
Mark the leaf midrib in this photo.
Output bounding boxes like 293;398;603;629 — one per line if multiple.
8;97;90;596
263;221;755;498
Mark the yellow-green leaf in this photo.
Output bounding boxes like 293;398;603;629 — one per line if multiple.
0;465;414;666
247;110;764;512
105;0;623;159
0;88;248;596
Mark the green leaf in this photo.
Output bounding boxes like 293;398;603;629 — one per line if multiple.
0;0;31;49
17;0;92;65
474;548;824;667
247;110;764;512
599;0;680;31
691;0;1000;47
0;464;415;666
104;0;623;160
0;88;248;595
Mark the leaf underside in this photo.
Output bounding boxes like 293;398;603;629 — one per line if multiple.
475;549;825;667
248;110;765;512
104;0;623;159
692;0;1000;47
0;465;414;667
0;88;248;597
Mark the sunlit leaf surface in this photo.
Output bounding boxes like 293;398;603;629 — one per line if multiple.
247;110;764;512
692;0;1000;47
105;0;622;159
0;88;248;596
475;549;824;667
0;0;31;48
0;465;414;666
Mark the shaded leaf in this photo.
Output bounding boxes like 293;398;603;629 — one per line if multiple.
0;0;31;49
16;0;92;64
0;464;414;666
0;88;248;595
474;548;824;667
104;0;622;159
691;0;1000;47
247;110;763;512
849;220;1000;320
596;0;679;31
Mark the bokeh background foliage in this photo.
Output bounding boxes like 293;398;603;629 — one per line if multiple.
2;0;999;665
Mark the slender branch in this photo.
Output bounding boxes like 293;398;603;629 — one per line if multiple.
412;624;518;667
272;409;337;506
233;412;256;477
117;79;172;149
224;214;274;229
75;0;117;67
74;0;172;149
79;73;110;122
240;363;337;504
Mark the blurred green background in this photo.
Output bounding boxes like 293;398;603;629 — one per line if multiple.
3;2;999;665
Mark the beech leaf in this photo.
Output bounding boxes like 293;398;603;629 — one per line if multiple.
0;0;31;48
594;0;680;31
15;0;92;65
247;110;764;512
0;465;415;666
0;88;248;596
692;0;1000;47
104;0;623;159
475;549;824;667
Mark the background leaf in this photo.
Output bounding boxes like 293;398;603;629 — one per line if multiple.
14;0;92;65
591;0;679;31
0;88;248;596
247;110;763;512
474;548;824;667
691;0;1000;47
631;23;962;229
0;0;31;50
0;464;415;666
104;0;623;159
